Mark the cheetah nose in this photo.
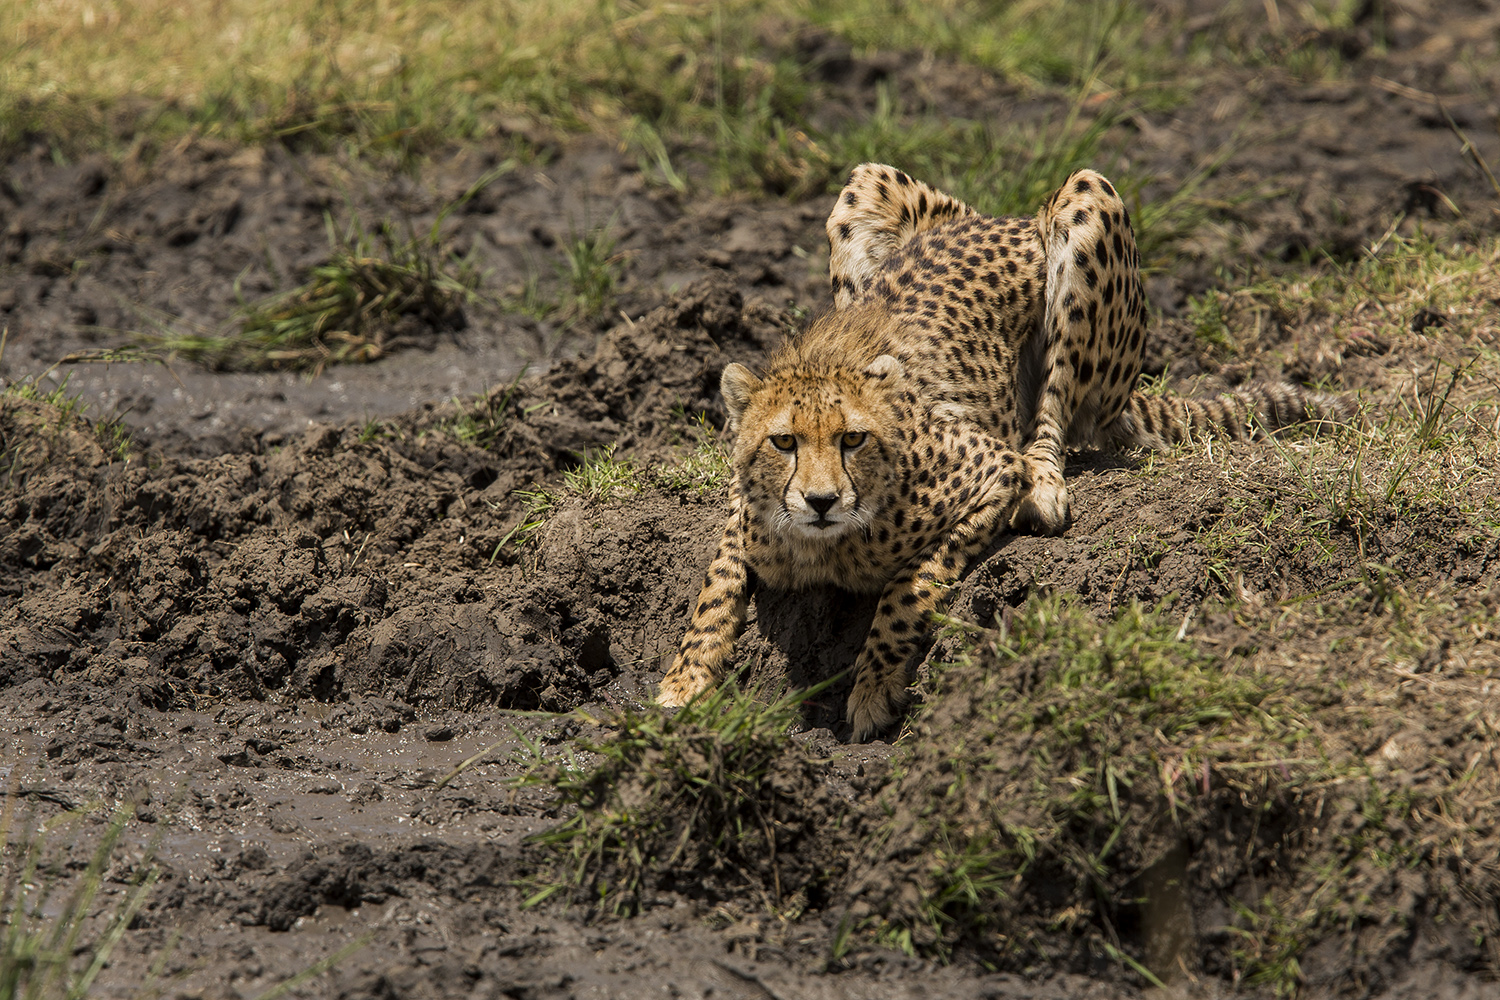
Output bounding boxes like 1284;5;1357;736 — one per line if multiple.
805;494;839;516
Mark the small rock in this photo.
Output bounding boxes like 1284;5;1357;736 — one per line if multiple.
1410;307;1447;333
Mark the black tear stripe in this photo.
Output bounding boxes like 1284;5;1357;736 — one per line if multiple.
780;456;799;518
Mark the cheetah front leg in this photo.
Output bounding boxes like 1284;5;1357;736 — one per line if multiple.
847;447;1033;742
658;501;752;707
1012;169;1149;534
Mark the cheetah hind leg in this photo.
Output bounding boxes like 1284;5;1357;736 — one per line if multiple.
1011;169;1149;535
825;163;978;309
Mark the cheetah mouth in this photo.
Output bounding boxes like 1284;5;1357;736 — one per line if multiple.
789;515;855;539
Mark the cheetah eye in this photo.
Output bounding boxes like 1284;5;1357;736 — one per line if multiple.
769;433;796;452
841;431;868;449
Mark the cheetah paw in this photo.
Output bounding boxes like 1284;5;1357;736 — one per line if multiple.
1010;469;1070;535
847;679;908;743
657;660;713;708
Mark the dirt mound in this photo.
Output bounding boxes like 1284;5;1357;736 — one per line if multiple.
0;276;788;715
514;686;855;920
840;596;1500;989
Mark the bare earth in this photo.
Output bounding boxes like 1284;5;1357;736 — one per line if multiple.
2;3;1499;998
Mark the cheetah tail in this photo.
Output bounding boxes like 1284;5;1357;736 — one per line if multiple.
1107;383;1355;451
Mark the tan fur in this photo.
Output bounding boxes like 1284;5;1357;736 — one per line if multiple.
658;164;1348;741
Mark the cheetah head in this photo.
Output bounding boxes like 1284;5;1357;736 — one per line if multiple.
721;354;905;542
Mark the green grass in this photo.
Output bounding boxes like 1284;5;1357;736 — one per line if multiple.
497;220;623;344
814;79;1227;266
0;801;160;1000
513;415;730;505
481;446;646;563
852;573;1500;979
516;675;837;915
654;414;733;497
1166;234;1500;583
3;377;92;434
823;85;1116;213
860;594;1327;970
811;0;1163;89
1182;234;1500;366
355;417;398;444
554;223;623;321
1228;896;1311;997
480;412;729;561
4;0;1358;269
442;369;529;450
558;445;648;504
1;372;134;487
1216;581;1500;991
0;0;1403;284
1;0;1328;204
488;488;557;564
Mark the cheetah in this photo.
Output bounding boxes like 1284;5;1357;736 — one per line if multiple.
658;164;1346;741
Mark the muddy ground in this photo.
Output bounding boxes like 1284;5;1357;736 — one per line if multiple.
3;2;1500;998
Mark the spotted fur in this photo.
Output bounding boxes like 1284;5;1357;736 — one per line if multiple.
659;164;1347;741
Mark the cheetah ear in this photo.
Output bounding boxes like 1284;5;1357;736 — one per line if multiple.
720;363;762;427
864;354;905;380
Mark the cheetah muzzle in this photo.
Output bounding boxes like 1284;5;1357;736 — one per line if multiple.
658;164;1348;742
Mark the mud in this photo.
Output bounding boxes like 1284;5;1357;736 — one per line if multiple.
3;1;1500;997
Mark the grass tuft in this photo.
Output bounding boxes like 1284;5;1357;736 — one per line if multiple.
443;369;529;450
0;798;160;1000
855;594;1319;970
654;413;733;497
500;221;623;337
557;223;623;320
516;675;839;915
156;213;475;372
559;445;647;504
1;372;134;487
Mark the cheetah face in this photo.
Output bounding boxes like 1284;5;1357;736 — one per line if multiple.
722;356;904;543
759;411;873;539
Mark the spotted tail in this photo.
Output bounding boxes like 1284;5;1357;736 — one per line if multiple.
1107;383;1353;451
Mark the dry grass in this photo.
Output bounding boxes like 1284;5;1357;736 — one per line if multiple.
156;214;475;371
1184;235;1500;544
2;0;1157;122
1195;235;1500;358
1;0;1180;162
